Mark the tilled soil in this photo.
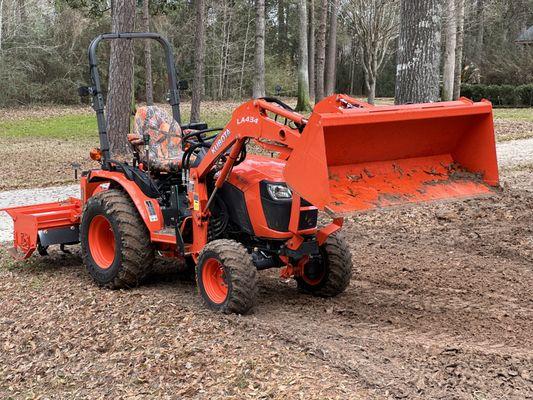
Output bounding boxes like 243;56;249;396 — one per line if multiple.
1;179;532;399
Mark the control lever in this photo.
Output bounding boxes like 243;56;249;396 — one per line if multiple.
143;133;151;173
71;162;81;180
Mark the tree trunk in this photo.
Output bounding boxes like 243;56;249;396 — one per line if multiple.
315;0;327;101
277;0;287;56
107;0;136;156
307;0;315;100
442;0;456;101
239;5;252;98
349;52;356;95
142;0;154;105
191;0;206;122
475;0;484;64
361;46;377;105
395;0;442;105
253;0;265;98
453;0;464;100
217;0;233;99
0;0;4;52
20;0;27;29
324;0;339;95
295;0;312;111
221;8;232;98
365;76;376;105
217;1;228;99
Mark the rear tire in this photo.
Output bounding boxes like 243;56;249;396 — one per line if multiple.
296;233;352;297
80;189;154;289
196;239;257;314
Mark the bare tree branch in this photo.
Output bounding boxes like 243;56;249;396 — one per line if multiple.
344;0;399;104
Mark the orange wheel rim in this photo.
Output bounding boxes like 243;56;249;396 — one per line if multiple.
88;215;116;269
202;258;228;304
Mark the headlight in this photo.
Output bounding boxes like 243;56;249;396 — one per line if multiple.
266;183;292;200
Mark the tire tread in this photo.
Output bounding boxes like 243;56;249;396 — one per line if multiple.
196;239;257;314
297;233;352;297
81;189;154;289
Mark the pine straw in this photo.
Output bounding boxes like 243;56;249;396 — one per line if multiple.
0;251;366;399
494;119;533;141
0;105;92;122
0;179;532;398
0;137;99;191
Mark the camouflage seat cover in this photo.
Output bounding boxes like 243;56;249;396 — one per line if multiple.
128;106;183;173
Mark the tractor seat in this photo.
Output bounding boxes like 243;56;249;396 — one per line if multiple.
128;106;183;173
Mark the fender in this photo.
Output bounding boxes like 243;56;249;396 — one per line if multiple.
82;170;164;234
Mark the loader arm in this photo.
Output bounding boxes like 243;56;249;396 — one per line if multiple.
194;98;307;179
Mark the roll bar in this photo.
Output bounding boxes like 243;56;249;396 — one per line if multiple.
86;32;181;167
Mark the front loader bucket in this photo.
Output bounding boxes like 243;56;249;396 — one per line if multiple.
284;96;499;214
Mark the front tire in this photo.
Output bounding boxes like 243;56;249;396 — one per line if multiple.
296;233;352;297
196;239;257;314
80;189;155;289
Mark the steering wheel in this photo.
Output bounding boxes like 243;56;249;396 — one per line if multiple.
182;128;223;144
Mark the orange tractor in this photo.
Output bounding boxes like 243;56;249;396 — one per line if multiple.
2;33;499;314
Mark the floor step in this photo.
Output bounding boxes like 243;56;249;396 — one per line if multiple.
151;227;177;244
154;227;175;235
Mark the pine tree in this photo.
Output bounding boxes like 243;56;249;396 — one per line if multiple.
107;0;136;156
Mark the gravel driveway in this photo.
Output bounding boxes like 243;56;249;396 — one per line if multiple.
0;185;79;242
1;138;532;243
497;137;533;168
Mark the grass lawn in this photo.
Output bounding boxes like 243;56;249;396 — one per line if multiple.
0;101;241;190
493;108;533;122
0;101;240;139
0;101;531;190
0;114;97;139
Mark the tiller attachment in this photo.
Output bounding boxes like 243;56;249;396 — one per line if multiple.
285;95;499;214
1;198;81;259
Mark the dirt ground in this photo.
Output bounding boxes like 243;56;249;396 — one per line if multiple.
495;119;533;142
1;103;532;398
0;136;99;190
0;167;531;399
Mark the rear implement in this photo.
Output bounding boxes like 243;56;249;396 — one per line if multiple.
1;198;81;259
